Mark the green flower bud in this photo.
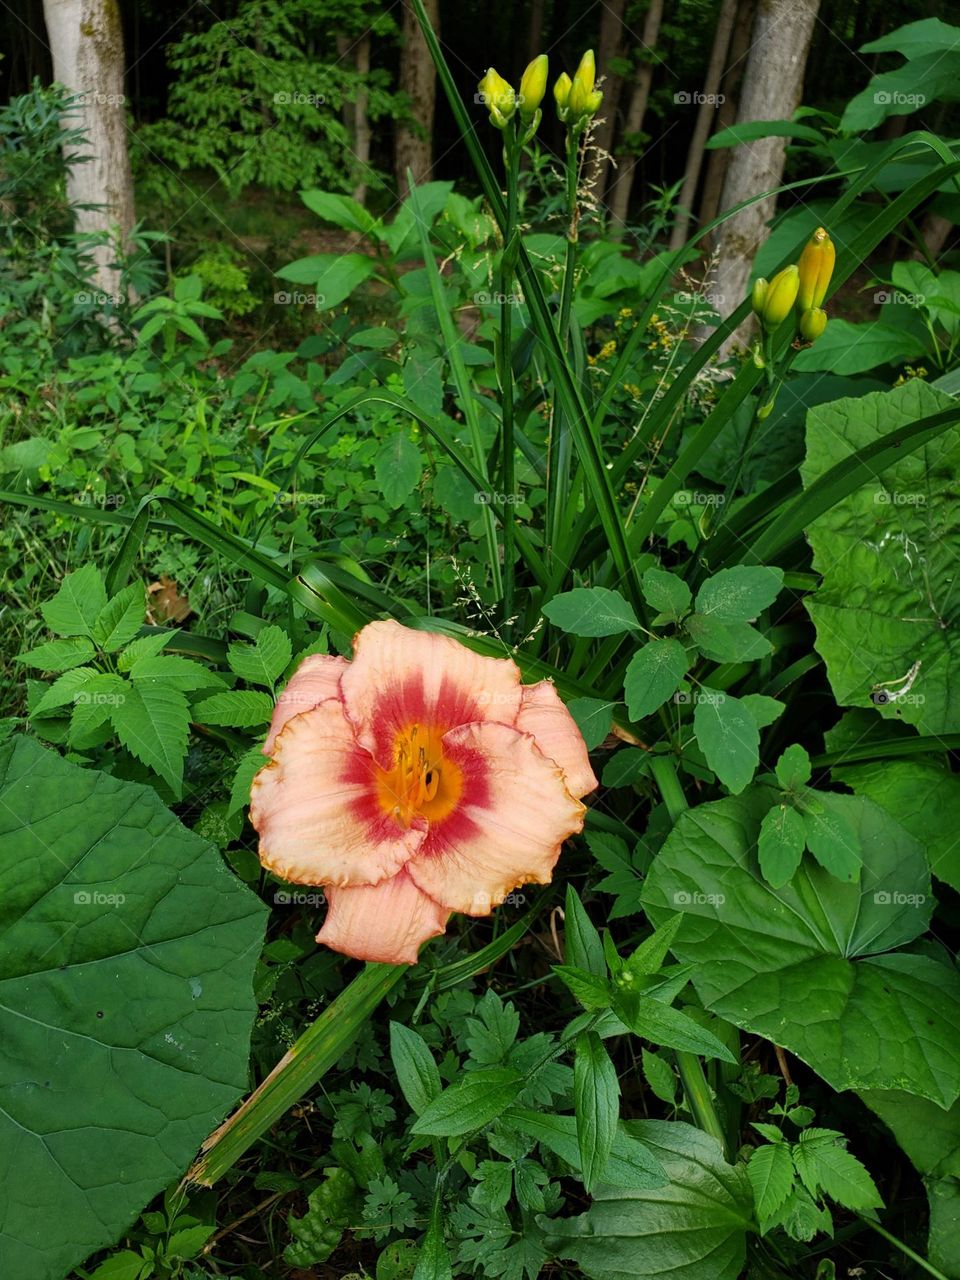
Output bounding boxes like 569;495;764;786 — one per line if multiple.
568;49;602;121
477;67;516;127
760;264;800;330
519;54;549;121
751;277;768;317
553;71;572;121
797;227;835;312
799;306;828;342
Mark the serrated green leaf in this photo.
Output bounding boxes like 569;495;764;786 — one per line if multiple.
229;745;266;816
601;749;649;788
32;666;99;717
564;885;605;976
566;698;614;749
227;626;293;688
776;744;812;791
695;566;783;623
40;564;106;638
575;1031;620;1193
792;1139;882;1210
758;803;806;887
740;694;784;729
411;1069;523;1137
622;915;683;979
748;1142;795;1223
554;965;612;1010
118;632;177;670
507;1110;666;1190
93;584;145;653
641;568;691;620
389;1022;442;1117
685;614;772;663
693;691;759;794
110;682;190;795
614;994;736;1062
194;690;274;728
797;790;861;882
543;587;640;638
128;655;226;692
375;433;423;508
16;637;95;673
641;1049;677;1104
624;639;690;720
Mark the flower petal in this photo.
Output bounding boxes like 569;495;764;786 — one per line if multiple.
516;681;599;799
264;653;348;756
317;869;449;964
251;698;424;887
340;620;523;764
406;720;586;914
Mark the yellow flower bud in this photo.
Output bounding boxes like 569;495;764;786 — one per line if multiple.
799;307;828;342
519;54;549;121
477;68;516;127
760;264;800;330
568;49;601;120
751;278;768;317
797;227;835;312
553;71;572;120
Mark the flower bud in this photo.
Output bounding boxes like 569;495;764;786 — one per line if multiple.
519;54;548;121
553;71;572;120
760;264;800;330
799;307;827;342
797;226;835;312
751;277;768;317
478;68;516;127
568;49;602;121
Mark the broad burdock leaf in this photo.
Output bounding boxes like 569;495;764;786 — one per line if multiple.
227;625;293;688
543;587;640;637
693;690;759;794
544;1120;753;1280
642;788;960;1106
694;566;783;622
624;639;690;719
802;380;960;734
0;738;266;1280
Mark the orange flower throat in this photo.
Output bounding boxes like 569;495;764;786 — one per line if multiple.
377;723;462;827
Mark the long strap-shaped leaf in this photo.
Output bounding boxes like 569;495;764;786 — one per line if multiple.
408;0;642;613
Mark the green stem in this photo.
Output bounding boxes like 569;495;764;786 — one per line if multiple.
548;126;581;567
676;1052;729;1160
854;1214;950;1280
500;127;520;638
649;754;688;822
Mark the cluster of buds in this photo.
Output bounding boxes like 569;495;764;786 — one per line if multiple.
554;50;603;128
751;227;835;344
477;55;549;138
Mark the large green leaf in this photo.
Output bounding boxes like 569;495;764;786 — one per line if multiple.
860;1090;960;1277
544;1120;754;1280
641;788;960;1107
802;381;960;734
833;755;960;892
0;737;267;1279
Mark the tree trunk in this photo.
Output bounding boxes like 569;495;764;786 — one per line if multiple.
352;33;372;205
527;0;546;62
710;0;820;347
395;0;438;199
589;0;627;205
698;0;755;235
668;0;738;251
42;0;134;303
606;0;664;237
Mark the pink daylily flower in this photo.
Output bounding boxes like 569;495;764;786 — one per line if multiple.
251;620;598;965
